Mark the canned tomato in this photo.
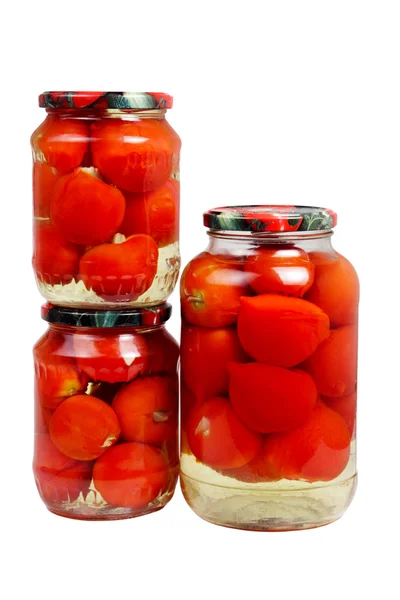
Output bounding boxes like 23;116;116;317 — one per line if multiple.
180;205;359;531
31;92;181;308
33;303;179;520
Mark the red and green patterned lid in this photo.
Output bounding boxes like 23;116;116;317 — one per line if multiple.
203;205;337;233
41;303;172;328
39;91;173;110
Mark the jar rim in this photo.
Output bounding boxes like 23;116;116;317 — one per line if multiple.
39;92;173;110
41;303;172;328
203;205;337;233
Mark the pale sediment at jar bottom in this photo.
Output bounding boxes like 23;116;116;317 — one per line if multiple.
37;468;179;521
181;445;356;531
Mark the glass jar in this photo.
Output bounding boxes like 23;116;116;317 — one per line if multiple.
31;92;181;309
33;303;179;520
180;205;359;531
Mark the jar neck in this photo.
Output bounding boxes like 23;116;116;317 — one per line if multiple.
45;108;167;120
206;229;336;255
49;323;165;335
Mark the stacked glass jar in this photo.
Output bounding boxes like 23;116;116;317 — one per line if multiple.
180;206;359;531
31;91;181;520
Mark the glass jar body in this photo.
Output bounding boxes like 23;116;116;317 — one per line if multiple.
31;109;181;308
33;321;179;520
180;231;359;531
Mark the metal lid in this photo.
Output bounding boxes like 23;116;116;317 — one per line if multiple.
203;205;337;233
41;303;172;328
39;91;173;110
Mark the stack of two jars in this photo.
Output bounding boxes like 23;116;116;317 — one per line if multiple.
32;92;181;520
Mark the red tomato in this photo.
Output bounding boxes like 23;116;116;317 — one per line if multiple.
180;383;198;434
93;442;170;509
34;392;53;433
264;403;351;482
49;395;121;460
238;294;330;367
180;253;250;327
31;116;89;174
186;396;262;469
112;376;177;446
33;221;81;286
91;119;181;192
144;329;179;376
33;434;92;503
305;252;359;327
33;162;62;218
74;330;148;383
50;169;126;245
244;246;314;296
34;331;88;407
181;325;249;401
79;234;159;301
302;325;358;397
120;179;179;247
220;440;281;483
229;363;317;433
322;392;357;437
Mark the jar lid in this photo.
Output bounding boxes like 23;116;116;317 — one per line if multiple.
41;303;172;328
203;205;337;233
39;91;173;110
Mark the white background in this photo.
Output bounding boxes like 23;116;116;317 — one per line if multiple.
0;1;399;599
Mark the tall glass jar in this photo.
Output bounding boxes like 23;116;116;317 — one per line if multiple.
180;205;359;531
31;92;181;308
33;303;179;520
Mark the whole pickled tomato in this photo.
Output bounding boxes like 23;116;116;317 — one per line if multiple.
301;325;358;397
305;252;359;327
180;253;250;328
91;119;180;193
186;396;262;470
93;442;170;509
263;403;351;483
237;294;330;367
50;169;126;246
79;234;159;302
229;362;317;433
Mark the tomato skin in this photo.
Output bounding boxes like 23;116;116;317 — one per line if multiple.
31;116;89;174
322;392;357;437
264;403;351;482
33;434;92;503
49;395;121;461
244;247;314;296
112;376;177;446
180;253;250;327
181;325;249;401
50;169;126;246
91;119;180;193
93;442;170;509
302;325;358;397
33;221;81;286
33;162;62;218
219;440;281;483
144;329;179;377
120;179;179;246
238;294;330;367
186;396;262;469
74;330;148;384
229;363;317;433
79;234;159;301
305;252;359;327
34;331;88;405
